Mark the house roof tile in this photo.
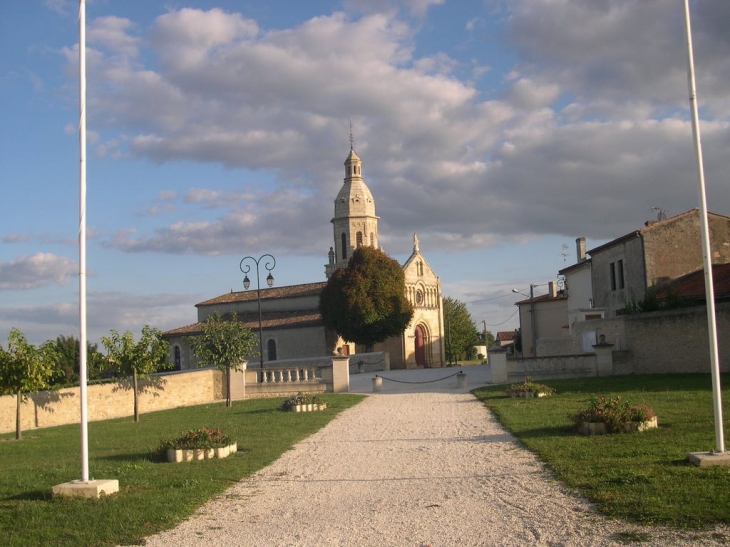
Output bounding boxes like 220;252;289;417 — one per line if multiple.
163;309;324;336
196;281;327;307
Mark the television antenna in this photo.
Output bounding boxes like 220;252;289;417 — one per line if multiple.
651;206;668;221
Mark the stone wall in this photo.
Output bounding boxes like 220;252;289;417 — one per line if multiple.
588;303;730;374
0;368;223;435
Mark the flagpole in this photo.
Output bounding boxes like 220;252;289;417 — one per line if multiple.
78;0;90;482
683;0;725;457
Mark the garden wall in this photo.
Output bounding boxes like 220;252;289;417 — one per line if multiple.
0;368;223;435
572;302;730;374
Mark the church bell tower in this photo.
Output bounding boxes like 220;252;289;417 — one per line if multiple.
325;147;379;279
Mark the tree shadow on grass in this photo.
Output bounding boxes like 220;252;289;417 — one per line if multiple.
3;489;52;501
511;425;575;440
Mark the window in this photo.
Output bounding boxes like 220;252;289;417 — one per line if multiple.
617;259;625;289
610;262;617;291
610;260;625;291
174;346;181;370
267;339;277;361
341;233;347;260
356;231;363;247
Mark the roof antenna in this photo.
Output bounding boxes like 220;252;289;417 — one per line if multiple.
349;118;354;150
651;206;668;221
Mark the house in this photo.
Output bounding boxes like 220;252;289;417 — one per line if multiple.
559;237;603;333
512;281;569;357
164;147;446;371
588;209;730;317
489;331;517;352
654;263;730;304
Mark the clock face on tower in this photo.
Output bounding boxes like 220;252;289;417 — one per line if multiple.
416;290;424;305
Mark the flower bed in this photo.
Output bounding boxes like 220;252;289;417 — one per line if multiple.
281;392;327;412
505;377;556;398
569;396;657;435
158;427;237;463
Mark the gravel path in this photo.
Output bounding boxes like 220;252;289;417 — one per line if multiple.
136;372;727;547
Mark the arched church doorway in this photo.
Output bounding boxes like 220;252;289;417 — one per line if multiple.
414;325;426;368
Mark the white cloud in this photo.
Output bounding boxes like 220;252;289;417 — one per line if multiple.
58;3;730;259
0;253;77;290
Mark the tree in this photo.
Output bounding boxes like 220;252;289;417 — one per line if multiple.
189;312;258;407
0;328;58;439
443;297;480;364
319;246;414;347
48;335;106;386
101;325;170;422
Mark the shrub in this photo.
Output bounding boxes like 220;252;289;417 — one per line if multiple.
281;392;310;410
505;376;556;397
158;427;233;451
569;396;656;433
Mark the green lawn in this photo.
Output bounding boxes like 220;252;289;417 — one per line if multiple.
0;394;364;547
473;374;730;529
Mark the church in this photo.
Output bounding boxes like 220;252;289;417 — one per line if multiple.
164;147;446;370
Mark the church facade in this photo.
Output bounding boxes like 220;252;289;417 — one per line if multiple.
164;148;445;370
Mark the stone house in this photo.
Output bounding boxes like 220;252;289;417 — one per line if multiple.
588;209;730;317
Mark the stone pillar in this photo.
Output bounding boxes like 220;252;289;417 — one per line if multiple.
457;372;467;389
489;350;508;384
383;351;390;371
229;360;247;400
331;355;350;393
593;336;614;377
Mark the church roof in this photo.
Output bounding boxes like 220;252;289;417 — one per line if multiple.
196;281;327;307
163;309;324;336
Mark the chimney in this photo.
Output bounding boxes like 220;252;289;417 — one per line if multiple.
576;237;586;262
548;281;557;298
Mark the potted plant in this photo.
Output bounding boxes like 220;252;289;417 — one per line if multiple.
159;427;236;463
505;377;556;398
281;392;312;412
624;405;658;432
569;396;657;435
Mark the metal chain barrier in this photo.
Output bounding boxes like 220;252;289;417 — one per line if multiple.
374;372;462;385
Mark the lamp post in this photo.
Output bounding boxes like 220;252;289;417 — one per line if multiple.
240;254;275;375
512;284;537;357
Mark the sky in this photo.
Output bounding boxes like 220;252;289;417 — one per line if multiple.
1;0;729;347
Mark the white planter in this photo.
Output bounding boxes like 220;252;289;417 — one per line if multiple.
623;416;658;432
167;443;237;463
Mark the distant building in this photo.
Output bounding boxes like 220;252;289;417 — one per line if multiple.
164;147;445;370
588;209;730;317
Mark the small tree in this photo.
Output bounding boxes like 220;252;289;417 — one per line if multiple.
443;297;480;364
189;312;258;407
101;325;170;422
319;246;414;347
0;328;58;439
48;334;106;385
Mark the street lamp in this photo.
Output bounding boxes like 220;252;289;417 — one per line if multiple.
512;284;537;358
240;254;275;376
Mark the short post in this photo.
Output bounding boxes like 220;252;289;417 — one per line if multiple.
357;361;364;374
457;371;467;389
331;354;350;393
372;375;383;393
593;335;614;377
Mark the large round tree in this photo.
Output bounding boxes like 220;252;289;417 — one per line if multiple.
319;246;414;347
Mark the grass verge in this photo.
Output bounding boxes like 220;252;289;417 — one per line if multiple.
473;373;730;529
0;394;364;547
